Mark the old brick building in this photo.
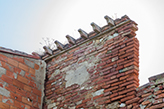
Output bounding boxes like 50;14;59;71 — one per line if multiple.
0;15;164;109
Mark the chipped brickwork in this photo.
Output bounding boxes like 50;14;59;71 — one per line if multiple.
1;14;164;109
43;15;139;109
0;51;46;109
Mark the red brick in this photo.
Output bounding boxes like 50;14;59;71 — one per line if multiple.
155;93;164;99
13;79;24;89
118;87;136;95
126;83;138;88
33;88;41;96
121;95;135;102
104;86;118;92
14;67;21;74
10;91;22;102
5;84;17;93
110;93;118;98
141;92;152;98
27;92;37;102
105;99;111;104
29;68;35;75
142;100;151;105
93;94;103;100
6;70;14;78
22;97;33;106
28;80;36;88
18;63;29;72
13;56;24;63
34;64;39;70
24;85;32;92
1;61;14;72
149;103;164;109
119;80;135;87
120;75;130;80
0;102;10;109
0;53;8;62
126;97;140;105
1;74;13;84
154;90;162;95
14;100;25;109
10;106;18;109
8;58;18;67
111;95;125;101
16;87;27;96
17;75;29;84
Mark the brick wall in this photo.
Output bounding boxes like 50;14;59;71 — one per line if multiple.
128;73;164;109
42;15;139;109
0;50;46;109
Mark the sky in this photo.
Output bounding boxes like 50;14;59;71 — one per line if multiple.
0;0;164;86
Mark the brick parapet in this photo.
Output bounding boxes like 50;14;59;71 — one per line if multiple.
43;15;139;109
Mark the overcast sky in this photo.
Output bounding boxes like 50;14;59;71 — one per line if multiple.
0;0;164;86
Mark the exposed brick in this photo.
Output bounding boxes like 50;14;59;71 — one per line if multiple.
0;102;10;109
126;97;140;105
29;68;35;75
18;63;29;72
17;74;29;85
22;97;33;106
8;58;18;67
34;64;39;70
33;88;41;96
13;79;24;89
14;100;25;109
121;95;135;102
24;85;32;92
1;74;13;84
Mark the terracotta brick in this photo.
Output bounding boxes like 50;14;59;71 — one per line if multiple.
8;58;18;67
33;88;41;96
10;106;18;109
119;87;136;95
10;91;22;102
1;61;14;72
155;93;164;99
13;56;24;63
93;94;103;100
0;53;8;62
0;102;10;109
29;68;35;75
6;70;15;78
14;67;21;74
5;84;17;93
14;100;25;109
22;97;33;106
24;85;32;92
17;74;29;84
13;79;24;89
142;100;151;105
121;95;135;102
18;63;29;72
16;87;27;96
127;83;138;88
110;93;118;98
1;74;13;84
149;103;164;109
34;64;39;70
105;86;119;93
126;97;140;105
26;92;37;102
111;95;125;101
141;92;152;98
